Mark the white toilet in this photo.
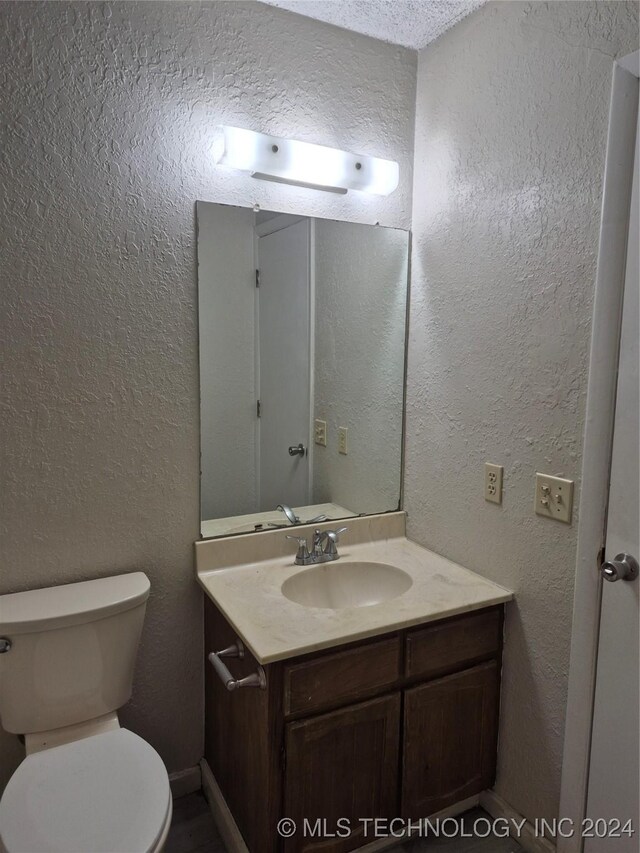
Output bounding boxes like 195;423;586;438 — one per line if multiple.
0;572;172;853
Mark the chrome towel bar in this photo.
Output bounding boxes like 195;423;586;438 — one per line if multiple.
208;639;266;691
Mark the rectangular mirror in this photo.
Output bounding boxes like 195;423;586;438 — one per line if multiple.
197;202;409;538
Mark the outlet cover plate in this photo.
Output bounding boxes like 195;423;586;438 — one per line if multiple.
535;473;574;523
314;419;327;447
485;463;503;504
338;427;348;455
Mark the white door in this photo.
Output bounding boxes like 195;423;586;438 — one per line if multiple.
584;109;639;851
257;219;311;512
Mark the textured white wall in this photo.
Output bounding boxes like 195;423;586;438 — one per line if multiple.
0;0;416;792
313;219;408;513
406;0;638;825
197;202;256;520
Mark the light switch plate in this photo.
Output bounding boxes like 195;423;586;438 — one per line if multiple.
314;419;327;447
485;463;503;504
535;473;574;523
338;427;348;455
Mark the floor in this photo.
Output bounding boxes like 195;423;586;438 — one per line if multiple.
165;794;525;853
165;793;227;853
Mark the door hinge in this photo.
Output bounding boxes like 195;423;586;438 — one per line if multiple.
256;399;261;418
255;269;260;288
597;544;605;570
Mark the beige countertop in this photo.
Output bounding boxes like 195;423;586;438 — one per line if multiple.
195;512;513;664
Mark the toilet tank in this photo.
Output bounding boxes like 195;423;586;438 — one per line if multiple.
0;573;150;735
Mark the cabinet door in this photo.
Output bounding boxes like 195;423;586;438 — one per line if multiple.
284;693;401;853
402;661;499;817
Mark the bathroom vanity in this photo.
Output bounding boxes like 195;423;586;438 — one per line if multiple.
196;513;512;853
195;204;512;852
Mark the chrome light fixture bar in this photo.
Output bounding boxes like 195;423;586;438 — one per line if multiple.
212;126;399;196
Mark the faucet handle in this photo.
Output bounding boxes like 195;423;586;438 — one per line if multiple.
325;526;347;542
323;527;348;556
286;535;310;564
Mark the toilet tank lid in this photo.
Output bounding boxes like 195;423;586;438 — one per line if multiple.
0;572;150;635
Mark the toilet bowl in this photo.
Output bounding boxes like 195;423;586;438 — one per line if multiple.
0;573;172;853
0;729;172;853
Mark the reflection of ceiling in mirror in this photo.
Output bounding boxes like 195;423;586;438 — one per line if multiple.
255;210;281;225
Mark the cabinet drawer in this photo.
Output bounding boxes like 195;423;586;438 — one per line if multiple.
405;607;501;680
284;636;401;716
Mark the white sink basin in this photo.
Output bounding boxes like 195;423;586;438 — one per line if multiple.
281;561;413;609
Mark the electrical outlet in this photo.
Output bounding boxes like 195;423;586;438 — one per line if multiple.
535;473;574;523
314;419;327;447
338;427;348;455
485;463;503;504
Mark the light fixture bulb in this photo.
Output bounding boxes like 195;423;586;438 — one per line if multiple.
212;126;399;196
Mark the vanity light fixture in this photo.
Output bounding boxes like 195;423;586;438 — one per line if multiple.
212;126;399;196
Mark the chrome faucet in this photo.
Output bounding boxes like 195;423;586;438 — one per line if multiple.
287;527;347;566
277;504;299;525
270;504;328;528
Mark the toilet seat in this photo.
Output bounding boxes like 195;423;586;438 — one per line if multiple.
0;728;172;853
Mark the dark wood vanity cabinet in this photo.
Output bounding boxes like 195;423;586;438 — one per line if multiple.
204;599;504;853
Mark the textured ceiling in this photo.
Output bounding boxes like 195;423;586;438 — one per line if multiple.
260;0;485;50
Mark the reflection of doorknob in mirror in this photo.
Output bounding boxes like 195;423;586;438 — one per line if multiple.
288;443;306;457
600;553;639;582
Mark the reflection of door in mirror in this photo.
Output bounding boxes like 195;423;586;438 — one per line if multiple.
198;202;256;524
256;215;311;511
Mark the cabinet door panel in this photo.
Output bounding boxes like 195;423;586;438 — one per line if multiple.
402;661;499;817
284;694;401;853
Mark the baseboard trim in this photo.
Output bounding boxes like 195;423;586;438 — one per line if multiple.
200;759;481;853
480;790;556;853
200;759;249;853
169;765;202;799
356;794;481;852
